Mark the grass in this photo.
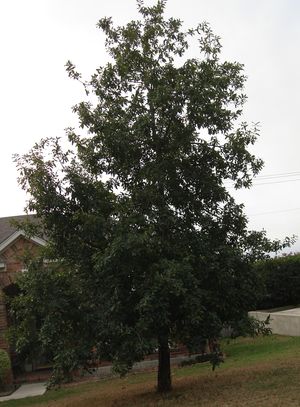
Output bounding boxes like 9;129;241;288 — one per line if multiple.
2;335;300;407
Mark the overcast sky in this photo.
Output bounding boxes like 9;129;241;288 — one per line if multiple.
0;0;299;252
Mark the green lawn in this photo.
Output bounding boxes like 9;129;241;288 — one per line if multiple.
2;335;300;407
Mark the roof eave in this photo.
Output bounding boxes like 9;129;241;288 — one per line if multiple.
0;230;47;254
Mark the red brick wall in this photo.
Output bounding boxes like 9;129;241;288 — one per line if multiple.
1;236;39;273
0;236;42;379
0;291;9;351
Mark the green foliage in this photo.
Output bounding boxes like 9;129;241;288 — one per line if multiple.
255;253;300;309
9;258;99;383
0;349;12;389
227;314;272;338
13;0;289;391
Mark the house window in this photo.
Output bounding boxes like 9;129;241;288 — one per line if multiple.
0;262;6;271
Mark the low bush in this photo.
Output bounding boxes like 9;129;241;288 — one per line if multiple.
180;354;212;367
0;349;12;390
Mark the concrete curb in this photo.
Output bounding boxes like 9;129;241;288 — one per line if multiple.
92;353;202;378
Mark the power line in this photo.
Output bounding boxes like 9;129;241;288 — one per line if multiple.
224;171;300;186
226;177;300;188
250;207;300;217
254;171;300;180
225;170;300;217
251;178;300;187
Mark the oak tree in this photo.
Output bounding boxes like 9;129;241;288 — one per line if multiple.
14;0;286;392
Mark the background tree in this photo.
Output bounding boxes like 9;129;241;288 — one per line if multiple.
14;0;291;392
254;253;300;310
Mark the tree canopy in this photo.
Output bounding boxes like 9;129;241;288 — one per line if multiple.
13;0;291;392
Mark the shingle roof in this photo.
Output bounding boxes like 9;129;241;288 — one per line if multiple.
0;215;39;245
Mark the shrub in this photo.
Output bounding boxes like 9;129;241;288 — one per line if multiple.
0;349;12;390
255;254;300;309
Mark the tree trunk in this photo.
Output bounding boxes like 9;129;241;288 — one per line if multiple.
157;335;172;392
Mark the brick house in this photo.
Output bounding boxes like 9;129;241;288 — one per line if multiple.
0;215;46;378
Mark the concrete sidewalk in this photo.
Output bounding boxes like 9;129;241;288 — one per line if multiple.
0;383;46;402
